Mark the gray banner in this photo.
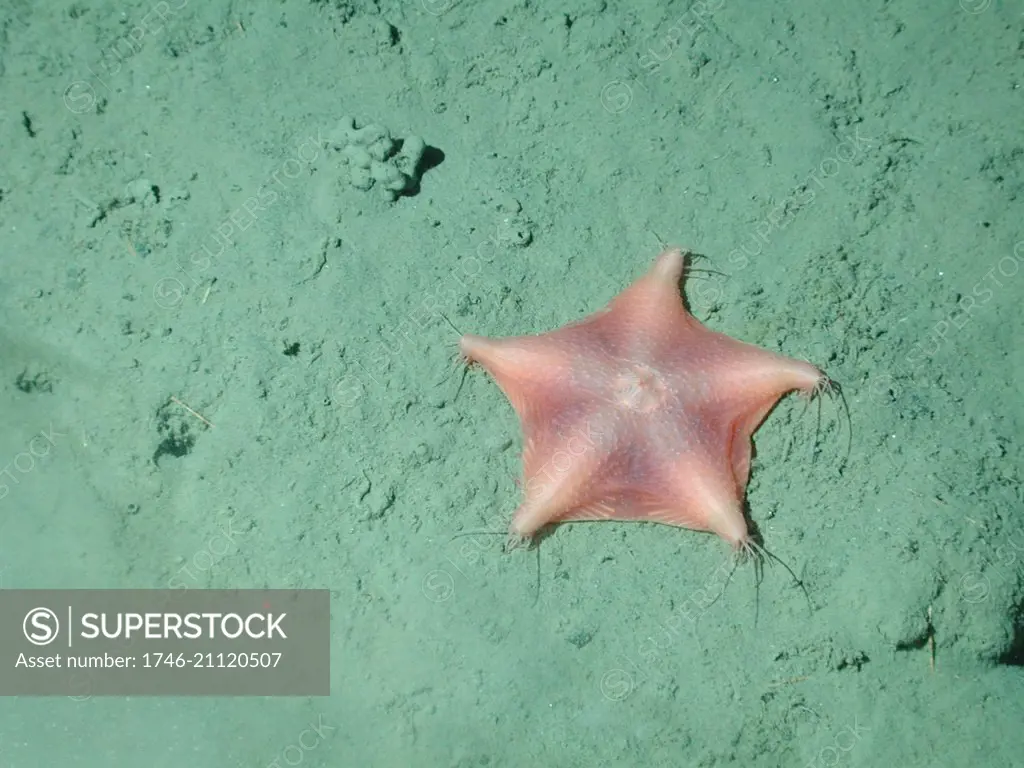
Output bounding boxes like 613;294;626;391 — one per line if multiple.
0;590;329;696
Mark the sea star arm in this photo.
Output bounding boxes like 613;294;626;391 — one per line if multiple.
460;333;576;418
508;415;610;542
698;335;825;487
708;336;824;399
600;248;701;344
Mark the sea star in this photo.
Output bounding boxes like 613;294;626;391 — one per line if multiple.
461;247;837;554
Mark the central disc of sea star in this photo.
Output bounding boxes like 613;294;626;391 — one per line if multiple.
613;363;669;413
460;248;827;551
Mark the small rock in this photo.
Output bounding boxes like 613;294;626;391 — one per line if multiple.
328;115;430;200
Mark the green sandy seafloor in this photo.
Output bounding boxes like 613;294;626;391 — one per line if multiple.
0;0;1022;765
